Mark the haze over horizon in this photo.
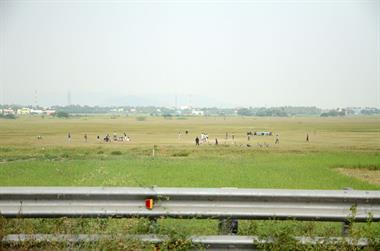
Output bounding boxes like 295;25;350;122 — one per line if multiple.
0;0;379;109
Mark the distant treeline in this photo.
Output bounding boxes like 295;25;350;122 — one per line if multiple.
1;105;379;117
320;108;380;117
0;113;16;119
236;106;322;117
358;107;380;115
52;105;111;114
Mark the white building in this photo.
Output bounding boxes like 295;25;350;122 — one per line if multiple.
180;105;191;110
17;108;31;115
31;109;44;115
191;110;204;116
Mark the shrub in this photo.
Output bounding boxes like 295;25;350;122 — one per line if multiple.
111;151;122;155
0;147;11;152
172;151;190;157
237;108;254;116
163;114;173;119
176;116;187;120
136;116;146;121
0;114;16;119
55;111;69;118
60;153;70;158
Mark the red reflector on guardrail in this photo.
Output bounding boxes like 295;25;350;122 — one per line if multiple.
145;198;154;209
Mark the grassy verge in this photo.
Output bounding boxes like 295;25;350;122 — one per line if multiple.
0;146;379;189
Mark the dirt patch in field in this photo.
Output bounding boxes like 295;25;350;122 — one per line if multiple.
336;168;380;186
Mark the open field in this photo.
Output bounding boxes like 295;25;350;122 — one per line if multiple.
0;115;379;188
1;115;380;150
1;116;380;249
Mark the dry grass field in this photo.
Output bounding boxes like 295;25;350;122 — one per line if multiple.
0;115;379;150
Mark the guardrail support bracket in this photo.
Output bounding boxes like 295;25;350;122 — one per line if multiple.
218;219;238;235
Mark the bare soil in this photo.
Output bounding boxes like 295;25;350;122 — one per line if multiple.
336;168;380;186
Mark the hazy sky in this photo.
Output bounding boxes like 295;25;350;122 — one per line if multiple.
0;0;379;108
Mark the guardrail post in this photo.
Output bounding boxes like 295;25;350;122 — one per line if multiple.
218;219;238;235
342;187;353;237
342;220;350;237
149;218;159;233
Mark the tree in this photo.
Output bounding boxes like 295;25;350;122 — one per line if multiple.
237;108;254;116
55;111;69;118
0;114;16;119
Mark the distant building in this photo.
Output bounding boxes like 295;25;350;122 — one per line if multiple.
191;110;204;116
346;107;361;115
44;110;56;116
180;105;191;110
31;109;44;115
110;108;124;112
17;108;31;115
16;107;56;116
3;108;16;115
336;108;347;116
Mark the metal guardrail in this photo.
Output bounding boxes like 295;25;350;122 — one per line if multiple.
1;187;380;249
1;187;380;221
1;234;372;250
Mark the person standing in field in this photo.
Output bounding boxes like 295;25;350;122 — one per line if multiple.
84;133;88;142
306;133;309;142
104;134;110;142
67;132;71;142
215;138;218;145
195;137;200;146
275;133;280;144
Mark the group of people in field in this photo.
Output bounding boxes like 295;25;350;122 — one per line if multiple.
101;132;131;143
195;132;209;146
194;131;311;147
65;132;131;143
39;129;310;146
